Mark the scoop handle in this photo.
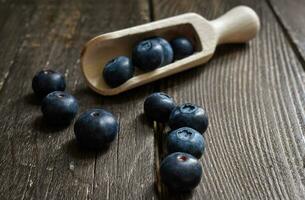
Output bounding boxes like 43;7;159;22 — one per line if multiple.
210;6;260;44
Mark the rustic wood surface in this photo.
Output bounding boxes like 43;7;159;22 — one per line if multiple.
0;0;304;199
153;0;305;199
268;0;305;64
0;0;156;200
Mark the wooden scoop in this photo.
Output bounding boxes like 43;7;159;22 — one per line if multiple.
81;6;260;96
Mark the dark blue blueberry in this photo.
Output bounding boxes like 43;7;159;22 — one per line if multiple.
167;127;205;158
74;109;119;149
32;69;66;98
103;56;134;87
160;152;202;191
151;37;173;66
170;37;194;60
132;39;164;71
41;91;78;125
144;92;176;123
169;103;208;133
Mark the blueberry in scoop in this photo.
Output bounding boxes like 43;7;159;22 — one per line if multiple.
151;37;173;66
132;39;164;71
170;37;194;60
103;56;134;88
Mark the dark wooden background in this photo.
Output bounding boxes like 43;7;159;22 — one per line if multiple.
0;0;305;199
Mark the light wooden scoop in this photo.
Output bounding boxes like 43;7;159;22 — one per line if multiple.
81;6;260;96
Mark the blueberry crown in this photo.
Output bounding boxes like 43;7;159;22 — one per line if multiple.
139;40;152;51
180;103;197;113
177;129;194;140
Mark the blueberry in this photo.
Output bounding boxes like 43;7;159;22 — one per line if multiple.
169;103;208;133
132;39;164;71
167;127;205;158
32;69;66;98
74;109;119;149
144;92;176;123
151;37;173;66
160;152;202;191
41;91;78;125
103;56;134;87
170;37;194;60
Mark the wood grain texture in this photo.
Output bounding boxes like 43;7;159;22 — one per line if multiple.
152;0;305;199
0;0;157;199
1;0;305;199
0;3;35;91
267;0;305;65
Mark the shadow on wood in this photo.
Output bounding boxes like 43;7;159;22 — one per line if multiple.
155;182;195;200
73;85;150;104
32;115;71;134
214;43;248;60
63;139;116;168
166;189;194;200
63;139;98;161
137;113;155;129
23;93;42;106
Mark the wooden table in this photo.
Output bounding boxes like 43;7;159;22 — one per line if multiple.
0;0;305;199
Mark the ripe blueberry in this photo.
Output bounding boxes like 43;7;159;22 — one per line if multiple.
41;91;78;125
32;69;66;98
160;152;202;191
170;37;194;60
144;92;176;123
103;56;134;87
169;103;208;133
132;39;164;71
74;109;119;149
151;37;173;66
167;127;205;158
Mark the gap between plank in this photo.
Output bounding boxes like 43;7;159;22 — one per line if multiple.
148;0;155;21
147;0;167;198
266;0;305;70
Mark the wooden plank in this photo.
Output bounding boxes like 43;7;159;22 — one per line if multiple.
267;0;305;65
0;0;14;30
0;0;157;199
0;3;35;91
152;0;305;199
